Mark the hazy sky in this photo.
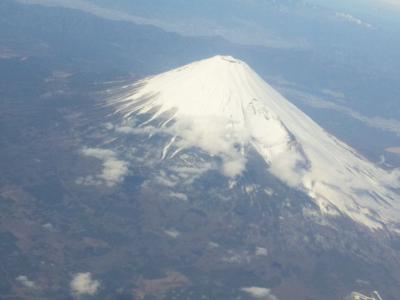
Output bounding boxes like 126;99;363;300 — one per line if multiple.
16;0;400;49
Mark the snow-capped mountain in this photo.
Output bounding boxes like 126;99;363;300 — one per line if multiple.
111;55;400;231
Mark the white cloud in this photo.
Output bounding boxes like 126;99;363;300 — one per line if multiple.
241;287;278;300
169;192;188;201
42;223;54;231
77;147;129;187
16;275;36;289
255;247;268;256
100;158;128;184
208;241;220;249
153;170;178;187
166;162;215;185
336;12;373;29
222;156;247;177
125;116;248;178
81;148;115;160
164;229;180;238
70;273;100;297
103;122;114;130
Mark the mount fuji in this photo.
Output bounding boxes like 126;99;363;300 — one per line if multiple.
110;55;400;232
5;1;400;298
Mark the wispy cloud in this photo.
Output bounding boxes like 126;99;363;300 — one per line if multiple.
70;272;100;297
16;0;158;26
336;12;373;29
76;147;129;187
16;275;36;289
379;0;400;8
164;229;180;239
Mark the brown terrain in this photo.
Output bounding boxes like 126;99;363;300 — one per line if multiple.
134;271;190;300
385;147;400;154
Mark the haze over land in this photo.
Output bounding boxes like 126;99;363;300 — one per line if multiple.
1;1;400;299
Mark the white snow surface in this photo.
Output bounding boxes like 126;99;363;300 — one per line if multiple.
112;55;400;230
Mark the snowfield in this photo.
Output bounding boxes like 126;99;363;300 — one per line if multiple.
111;55;400;231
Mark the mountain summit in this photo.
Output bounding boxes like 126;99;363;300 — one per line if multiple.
112;55;400;231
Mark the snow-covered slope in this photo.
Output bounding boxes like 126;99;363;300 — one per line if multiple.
111;55;400;231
